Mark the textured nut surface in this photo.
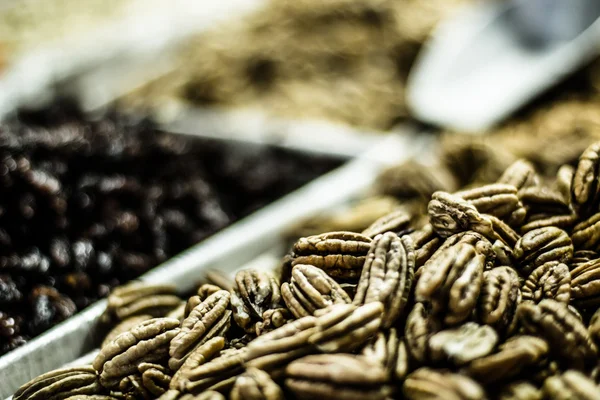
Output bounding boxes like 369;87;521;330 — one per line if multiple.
285;354;391;400
428;192;497;241
244;315;318;371
362;209;412;238
466;335;549;384
513;227;573;275
104;283;181;322
405;302;440;365
572;213;600;250
416;243;484;325
139;363;171;396
571;259;600;307
171;337;224;391
518;186;575;232
476;266;521;334
230;368;283;400
497;159;539;190
292;231;372;280
403;368;486;400
231;269;282;334
497;381;543;400
353;233;415;328
361;328;409;381
455;183;526;227
93;317;180;388
411;224;443;268
310;302;383;353
281;264;350;319
169;290;231;370
543;370;600;400
429;322;498;366
517;299;597;370
102;315;153;349
183;348;246;393
522;262;571;304
14;366;102;400
571;141;600;216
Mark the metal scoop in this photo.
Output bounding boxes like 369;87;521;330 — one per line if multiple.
406;0;600;132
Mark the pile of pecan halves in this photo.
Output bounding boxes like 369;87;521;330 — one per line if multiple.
16;142;600;400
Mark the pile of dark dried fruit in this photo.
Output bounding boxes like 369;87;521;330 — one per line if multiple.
16;140;600;399
0;105;342;355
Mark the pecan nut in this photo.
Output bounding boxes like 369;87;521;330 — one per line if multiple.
415;243;485;325
291;231;372;280
285;354;391;400
353;233;415;328
281;264;350;319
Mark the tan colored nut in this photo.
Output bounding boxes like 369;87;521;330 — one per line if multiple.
64;396;118;400
518;186;571;215
93;317;180;389
282;264;350;319
429;322;498;366
291;231;372;280
543;370;600;400
571;141;600;217
487;215;521;248
518;186;575;233
197;284;223;301
102;315;153;348
362;209;412;238
405;302;440;365
497;381;543;400
169;290;231;370
518;299;597;370
13;366;102;400
117;374;151;399
244;316;319;371
513;227;573;276
231;269;282;334
555;164;574;202
255;307;291;336
428;191;497;241
589;308;600;348
571;250;600;269
285;354;391;400
310;302;383;353
522;262;571;304
361;328;409;381
578;270;600;314
353;233;415;328
492;239;514;267
171;337;224;391
230;368;284;400
521;214;578;234
497;159;539;190
466;335;549;384
104;282;182;322
429;231;495;271
416;243;485;325
573;213;600;251
476;266;521;334
182;347;246;394
410;224;443;269
139;362;171;397
455;183;526;227
403;368;486;400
